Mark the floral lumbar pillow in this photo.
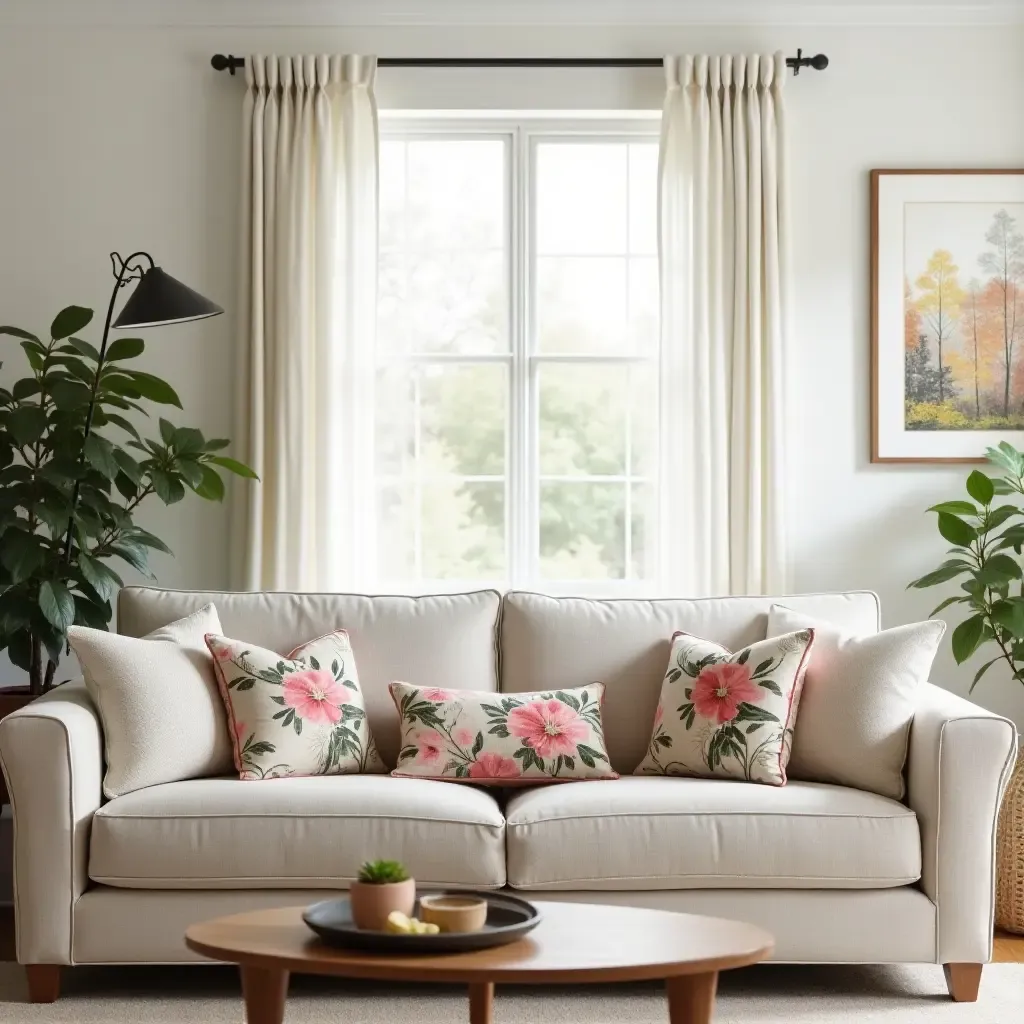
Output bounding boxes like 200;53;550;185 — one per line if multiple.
389;682;617;785
207;631;386;780
635;629;815;786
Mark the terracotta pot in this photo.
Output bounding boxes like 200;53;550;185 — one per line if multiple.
348;878;416;931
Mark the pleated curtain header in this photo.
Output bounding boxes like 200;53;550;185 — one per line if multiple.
664;52;787;92
244;54;377;90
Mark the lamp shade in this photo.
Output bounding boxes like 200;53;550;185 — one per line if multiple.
112;267;223;329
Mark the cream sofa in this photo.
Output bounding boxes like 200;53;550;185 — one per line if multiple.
0;587;1017;1003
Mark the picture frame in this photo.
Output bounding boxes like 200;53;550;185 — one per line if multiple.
871;169;1024;463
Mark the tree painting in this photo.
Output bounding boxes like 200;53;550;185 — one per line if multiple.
905;205;1024;430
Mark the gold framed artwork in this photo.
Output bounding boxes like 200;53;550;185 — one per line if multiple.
871;169;1024;463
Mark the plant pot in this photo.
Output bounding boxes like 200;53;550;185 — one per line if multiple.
348;878;416;931
0;686;37;719
997;751;1024;934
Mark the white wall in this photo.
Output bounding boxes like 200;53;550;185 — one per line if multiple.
1;14;1024;724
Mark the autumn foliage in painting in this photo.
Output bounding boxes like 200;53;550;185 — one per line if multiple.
905;210;1024;430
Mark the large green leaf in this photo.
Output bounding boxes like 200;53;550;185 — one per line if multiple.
951;614;986;664
65;337;102;362
123;527;172;554
83;434;119;479
0;326;40;342
49;379;92;411
50;306;93;341
937;512;977;546
121;371;181;408
989;599;1024;638
966;470;995;506
11;378;40;400
105;337;144;362
159;417;176;445
193;464;225;502
112;449;143;485
209;455;258;479
77;553;123;602
928;500;978;516
172;427;205;455
908;561;972;589
150;468;185;504
110;540;153;577
103;413;142;441
7;406;47;446
38;580;75;634
0;533;44;583
175;458;204;488
970;657;1003;694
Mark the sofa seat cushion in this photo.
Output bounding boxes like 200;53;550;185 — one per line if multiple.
505;777;920;891
89;776;506;889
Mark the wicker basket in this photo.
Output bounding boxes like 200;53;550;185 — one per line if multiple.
996;751;1024;934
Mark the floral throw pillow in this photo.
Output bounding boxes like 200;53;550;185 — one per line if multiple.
206;631;386;781
635;629;815;786
389;682;618;785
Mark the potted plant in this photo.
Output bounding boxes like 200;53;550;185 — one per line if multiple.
349;859;416;931
909;441;1024;933
0;304;256;704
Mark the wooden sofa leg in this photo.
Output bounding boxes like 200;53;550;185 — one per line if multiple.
25;965;60;1003
943;963;982;1002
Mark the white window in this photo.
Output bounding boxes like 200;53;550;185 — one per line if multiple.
375;119;659;590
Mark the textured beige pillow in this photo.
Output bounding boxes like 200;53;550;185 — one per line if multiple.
68;604;232;798
767;605;945;800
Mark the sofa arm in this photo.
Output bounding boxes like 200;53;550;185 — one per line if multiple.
907;682;1017;964
0;681;103;965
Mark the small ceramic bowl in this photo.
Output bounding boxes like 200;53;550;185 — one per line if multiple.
419;894;489;933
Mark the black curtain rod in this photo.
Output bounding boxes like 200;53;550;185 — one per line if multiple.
211;50;828;76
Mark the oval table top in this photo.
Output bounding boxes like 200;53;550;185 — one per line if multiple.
185;901;774;984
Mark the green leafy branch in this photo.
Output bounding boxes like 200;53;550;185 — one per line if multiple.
909;442;1024;692
0;304;258;693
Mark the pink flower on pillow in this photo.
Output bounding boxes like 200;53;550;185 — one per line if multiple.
281;669;346;726
421;687;457;702
469;753;521;780
454;727;475;748
508;699;588;759
415;729;446;766
691;662;761;724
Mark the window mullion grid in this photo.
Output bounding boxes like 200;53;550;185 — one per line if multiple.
509;127;533;587
624;147;633;580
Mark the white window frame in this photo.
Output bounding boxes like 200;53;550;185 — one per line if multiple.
376;115;661;595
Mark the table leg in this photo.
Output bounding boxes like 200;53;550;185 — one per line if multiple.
666;972;718;1024
469;981;494;1024
240;965;289;1024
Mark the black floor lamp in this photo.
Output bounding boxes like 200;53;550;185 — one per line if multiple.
59;251;223;566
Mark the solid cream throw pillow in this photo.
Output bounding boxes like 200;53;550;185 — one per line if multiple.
389;682;617;785
635;629;815;786
206;631;386;780
68;604;232;798
767;605;945;800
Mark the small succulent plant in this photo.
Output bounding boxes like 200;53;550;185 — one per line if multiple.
357;859;411;885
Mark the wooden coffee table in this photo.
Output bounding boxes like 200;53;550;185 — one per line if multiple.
185;900;773;1024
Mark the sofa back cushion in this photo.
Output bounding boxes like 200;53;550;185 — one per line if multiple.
117;588;501;767
499;591;880;774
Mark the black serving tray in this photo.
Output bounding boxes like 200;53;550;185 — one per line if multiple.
302;890;541;954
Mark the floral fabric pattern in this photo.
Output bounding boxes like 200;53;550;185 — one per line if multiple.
635;629;814;786
207;631;386;781
389;681;617;785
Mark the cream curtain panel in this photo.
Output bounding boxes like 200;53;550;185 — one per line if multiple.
230;55;378;590
659;52;789;596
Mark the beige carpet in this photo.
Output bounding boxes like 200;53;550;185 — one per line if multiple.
0;963;1021;1022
